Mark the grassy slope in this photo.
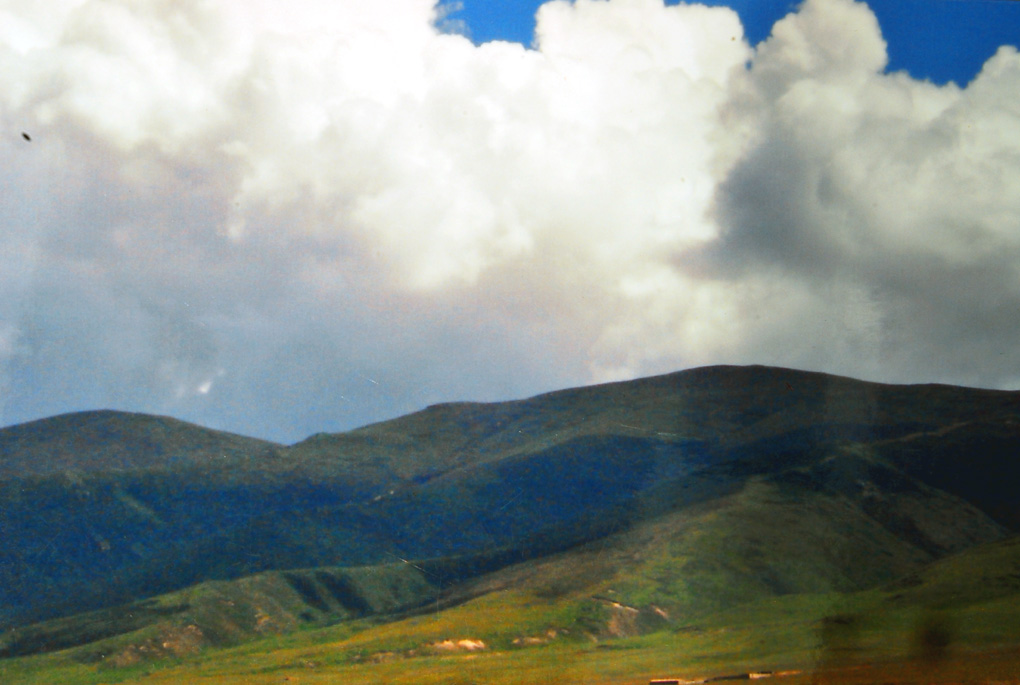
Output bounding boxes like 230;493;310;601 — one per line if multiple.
292;364;1020;482
0;413;286;627
871;419;1020;530
0;563;438;663
3;473;1014;683
4;436;1004;664
0;462;380;626
5;530;1019;685
0;410;280;478
2;365;1019;669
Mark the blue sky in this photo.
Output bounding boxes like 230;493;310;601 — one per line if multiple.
450;0;1020;85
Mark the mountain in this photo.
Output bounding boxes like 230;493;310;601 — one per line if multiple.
0;562;438;662
1;364;1019;680
0;410;280;478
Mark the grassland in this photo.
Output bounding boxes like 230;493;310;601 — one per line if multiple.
3;514;1019;684
3;580;1017;684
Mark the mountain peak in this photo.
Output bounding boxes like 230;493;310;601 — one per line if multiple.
0;410;278;478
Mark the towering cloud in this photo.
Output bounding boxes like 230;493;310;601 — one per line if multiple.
0;0;1017;441
708;0;1020;386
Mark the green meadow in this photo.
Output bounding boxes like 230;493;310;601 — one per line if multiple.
4;532;1020;684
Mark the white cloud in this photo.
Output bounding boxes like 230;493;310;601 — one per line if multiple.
0;322;23;415
704;0;1020;387
0;0;1017;440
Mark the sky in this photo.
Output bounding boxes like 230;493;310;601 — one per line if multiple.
1;0;1019;443
448;0;1020;85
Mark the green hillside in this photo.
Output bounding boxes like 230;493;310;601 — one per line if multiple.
1;365;1019;682
0;563;438;663
3;525;1018;684
295;364;1020;480
0;410;280;477
0;457;1009;675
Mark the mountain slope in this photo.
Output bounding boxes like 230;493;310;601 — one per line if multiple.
0;410;280;478
290;364;1020;481
50;532;1014;685
0;562;437;663
0;446;1008;665
437;456;1007;628
1;365;1018;644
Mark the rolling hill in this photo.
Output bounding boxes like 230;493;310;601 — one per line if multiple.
1;364;1018;682
0;410;280;478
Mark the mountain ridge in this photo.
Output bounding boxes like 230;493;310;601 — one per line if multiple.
0;409;282;478
1;364;1018;678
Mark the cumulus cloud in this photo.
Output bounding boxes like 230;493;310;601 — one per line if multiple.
0;0;1017;441
704;1;1020;385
